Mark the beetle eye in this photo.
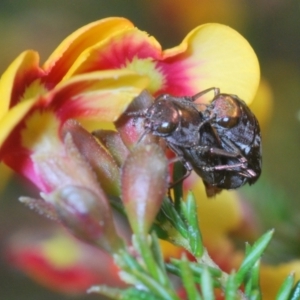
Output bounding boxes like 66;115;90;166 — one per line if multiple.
217;116;239;128
157;121;177;134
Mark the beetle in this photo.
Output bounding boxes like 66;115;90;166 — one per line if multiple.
131;88;262;197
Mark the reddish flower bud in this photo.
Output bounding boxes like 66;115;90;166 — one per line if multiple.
93;130;129;167
61;120;121;196
44;185;124;253
121;143;168;234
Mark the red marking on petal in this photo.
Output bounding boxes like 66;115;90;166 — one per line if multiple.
44;18;134;86
156;55;201;97
13;70;45;106
9;53;45;107
0;105;54;192
67;28;162;76
7;243;125;294
2;148;50;192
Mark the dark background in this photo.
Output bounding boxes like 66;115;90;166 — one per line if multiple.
1;1;300;299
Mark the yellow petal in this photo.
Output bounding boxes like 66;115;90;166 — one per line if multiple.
40;233;81;268
52;70;149;122
43;18;134;83
249;78;273;135
63;27;162;93
0;50;41;120
163;23;260;104
0;98;37;147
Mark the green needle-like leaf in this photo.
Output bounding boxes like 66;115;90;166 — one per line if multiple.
179;255;202;300
249;290;260;300
116;249;144;273
169;258;222;279
150;233;167;271
201;267;215;300
134;235;169;287
289;280;300;300
121;288;166;300
235;229;274;286
245;260;261;299
160;198;188;238
275;273;294;300
225;272;238;300
185;191;203;256
131;269;179;300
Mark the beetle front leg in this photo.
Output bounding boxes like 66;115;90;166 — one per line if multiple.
201;135;249;166
196;144;246;162
194;145;250;172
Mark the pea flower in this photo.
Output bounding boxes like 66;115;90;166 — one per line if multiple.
0;16;260;294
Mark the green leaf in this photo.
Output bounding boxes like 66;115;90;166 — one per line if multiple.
249;290;260;300
289;280;300;300
150;232;167;272
244;260;261;299
130;269;179;300
235;229;274;286
225;272;238;300
179;255;202;300
201;267;215;300
169;258;222;280
159;198;188;239
133;235;170;287
121;288;165;300
115;249;144;272
275;273;294;300
185;191;203;257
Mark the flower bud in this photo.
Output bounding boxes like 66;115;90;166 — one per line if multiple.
61;120;121;196
93;130;129;167
43;185;124;253
121;143;168;234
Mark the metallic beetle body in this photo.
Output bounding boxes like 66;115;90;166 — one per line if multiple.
141;88;262;196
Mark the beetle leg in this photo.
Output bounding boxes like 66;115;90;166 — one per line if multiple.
207;146;242;158
190;87;220;102
200;161;256;179
238;169;257;178
207;136;250;166
166;143;193;187
202;162;246;172
194;143;250;172
195;144;246;163
168;168;192;188
167;143;192;171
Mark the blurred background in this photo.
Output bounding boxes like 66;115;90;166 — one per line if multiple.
1;0;300;299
